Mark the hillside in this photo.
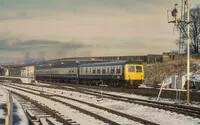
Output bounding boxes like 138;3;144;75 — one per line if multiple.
144;58;200;86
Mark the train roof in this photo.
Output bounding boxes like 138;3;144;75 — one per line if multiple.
35;63;78;69
78;60;142;67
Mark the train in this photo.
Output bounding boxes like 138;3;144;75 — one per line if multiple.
35;60;145;88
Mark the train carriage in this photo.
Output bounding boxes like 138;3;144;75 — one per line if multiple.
35;64;78;83
78;61;144;88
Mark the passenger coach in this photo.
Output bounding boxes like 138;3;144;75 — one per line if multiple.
78;61;144;88
35;64;78;83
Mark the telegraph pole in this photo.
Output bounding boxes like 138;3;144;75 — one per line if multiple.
186;0;190;105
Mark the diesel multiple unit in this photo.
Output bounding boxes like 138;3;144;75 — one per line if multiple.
35;61;144;88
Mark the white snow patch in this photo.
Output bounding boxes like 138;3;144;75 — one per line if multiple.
0;85;7;124
52;96;141;125
6;84;200;125
4;86;108;125
99;101;200;125
12;96;29;125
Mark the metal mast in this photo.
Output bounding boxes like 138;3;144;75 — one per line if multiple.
167;0;191;104
186;0;190;105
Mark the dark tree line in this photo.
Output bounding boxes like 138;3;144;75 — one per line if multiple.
180;6;200;54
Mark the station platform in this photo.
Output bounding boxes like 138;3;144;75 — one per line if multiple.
0;76;36;84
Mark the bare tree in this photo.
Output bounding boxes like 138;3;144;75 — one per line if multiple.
180;6;200;54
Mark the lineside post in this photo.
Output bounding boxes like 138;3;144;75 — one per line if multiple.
157;81;164;101
5;91;13;125
186;0;190;105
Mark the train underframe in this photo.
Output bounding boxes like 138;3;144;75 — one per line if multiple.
36;76;143;89
78;79;142;89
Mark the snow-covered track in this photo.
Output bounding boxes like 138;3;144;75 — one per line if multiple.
4;84;159;125
25;83;200;119
85;89;200;117
35;82;200;101
72;87;200;118
12;92;79;125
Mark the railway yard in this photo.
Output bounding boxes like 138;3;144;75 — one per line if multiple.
1;0;200;124
0;58;200;125
0;81;199;125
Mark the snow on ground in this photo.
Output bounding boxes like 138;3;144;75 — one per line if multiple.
80;87;200;107
0;85;7;124
12;95;29;125
6;83;200;125
52;96;141;125
34;82;52;86
0;85;29;125
4;86;108;125
99;101;200;125
101;89;200;107
5;84;141;125
11;84;98;101
15;82;191;104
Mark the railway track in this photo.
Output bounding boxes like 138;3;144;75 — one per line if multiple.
13;92;78;125
38;82;200;101
72;87;200;118
8;82;200;119
4;84;158;125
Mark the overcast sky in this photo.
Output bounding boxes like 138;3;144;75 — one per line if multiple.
0;0;199;60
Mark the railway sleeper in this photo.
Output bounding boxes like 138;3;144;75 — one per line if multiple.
26;110;37;120
46;117;64;125
12;91;77;125
32;121;40;125
39;118;49;125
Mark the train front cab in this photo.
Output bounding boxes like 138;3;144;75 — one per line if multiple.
124;64;144;88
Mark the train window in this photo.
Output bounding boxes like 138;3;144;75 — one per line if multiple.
97;68;101;74
116;66;121;74
106;67;110;74
116;69;120;74
84;67;86;74
92;68;96;74
89;68;91;74
102;68;106;74
128;66;135;72
136;66;142;72
87;67;89;74
111;67;115;74
82;68;84;74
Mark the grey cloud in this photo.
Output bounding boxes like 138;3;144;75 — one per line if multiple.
0;39;88;49
0;12;34;21
0;11;49;21
0;39;91;58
